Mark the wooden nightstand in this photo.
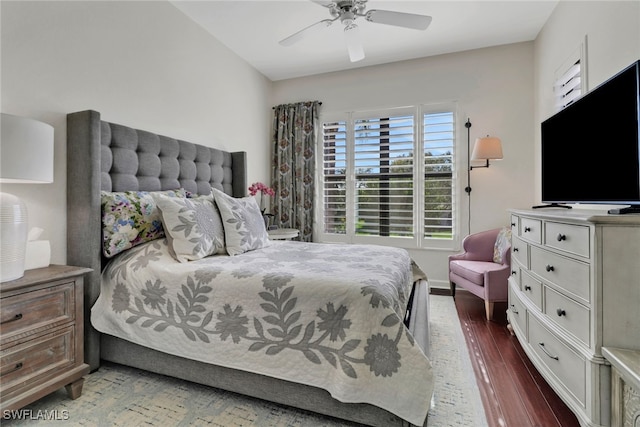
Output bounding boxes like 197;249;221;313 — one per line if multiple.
0;265;92;411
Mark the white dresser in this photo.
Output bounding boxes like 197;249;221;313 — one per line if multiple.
507;208;640;427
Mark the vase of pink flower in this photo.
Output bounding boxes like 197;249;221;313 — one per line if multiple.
248;182;275;228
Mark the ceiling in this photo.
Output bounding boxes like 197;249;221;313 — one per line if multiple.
171;0;558;81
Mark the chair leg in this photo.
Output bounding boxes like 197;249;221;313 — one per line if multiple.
485;301;494;320
450;282;456;298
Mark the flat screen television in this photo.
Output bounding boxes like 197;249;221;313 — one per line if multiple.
540;59;640;214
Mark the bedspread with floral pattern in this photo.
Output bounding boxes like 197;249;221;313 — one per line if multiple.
91;239;433;425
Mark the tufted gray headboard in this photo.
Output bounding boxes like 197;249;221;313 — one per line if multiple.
66;110;246;370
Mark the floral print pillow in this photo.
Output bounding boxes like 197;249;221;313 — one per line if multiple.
493;227;512;264
101;189;185;258
211;188;270;256
153;193;226;262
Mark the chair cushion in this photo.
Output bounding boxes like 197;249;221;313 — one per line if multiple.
450;260;506;286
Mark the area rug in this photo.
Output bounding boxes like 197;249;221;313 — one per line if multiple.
3;295;486;426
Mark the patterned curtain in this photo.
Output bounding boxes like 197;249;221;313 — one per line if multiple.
271;101;320;242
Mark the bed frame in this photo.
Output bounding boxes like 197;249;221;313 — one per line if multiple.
66;110;431;427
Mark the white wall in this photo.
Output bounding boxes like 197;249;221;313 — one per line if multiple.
273;43;536;287
1;1;273;265
533;1;640;204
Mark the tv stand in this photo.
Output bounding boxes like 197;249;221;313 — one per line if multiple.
531;203;572;209
608;205;640;215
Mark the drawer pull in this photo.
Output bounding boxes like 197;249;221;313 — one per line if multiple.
1;313;23;324
524;227;531;232
556;308;566;317
557;233;566;242
524;285;532;291
510;304;519;315
538;343;559;360
2;362;23;376
545;265;555;272
511;222;516;227
513;247;519;252
512;271;517;276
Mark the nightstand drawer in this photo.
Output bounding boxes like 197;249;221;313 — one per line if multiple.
530;246;590;303
529;315;586;407
0;282;74;345
544;286;590;346
544;222;590;258
0;326;75;396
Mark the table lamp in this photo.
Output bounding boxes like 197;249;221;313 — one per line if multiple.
1;113;54;282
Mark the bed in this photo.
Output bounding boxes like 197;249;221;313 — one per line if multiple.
66;110;434;427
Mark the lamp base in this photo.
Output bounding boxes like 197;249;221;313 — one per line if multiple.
1;192;28;282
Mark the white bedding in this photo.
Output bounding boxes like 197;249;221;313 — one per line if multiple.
91;238;433;425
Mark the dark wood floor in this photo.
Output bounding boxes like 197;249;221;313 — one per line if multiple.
447;290;581;427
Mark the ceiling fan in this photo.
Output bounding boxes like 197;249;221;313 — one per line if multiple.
279;0;432;63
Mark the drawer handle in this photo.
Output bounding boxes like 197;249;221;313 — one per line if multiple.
511;222;516;227
1;313;23;324
524;285;532;291
2;362;23;376
524;227;531;232
510;304;519;315
511;270;517;276
538;343;559;360
545;265;555;272
556;308;566;317
556;233;566;242
513;247;519;252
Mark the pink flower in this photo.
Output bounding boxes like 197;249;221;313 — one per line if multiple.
248;182;275;196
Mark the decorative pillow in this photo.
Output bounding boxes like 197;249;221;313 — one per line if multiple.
153;194;226;262
101;189;185;258
211;188;270;256
493;227;512;264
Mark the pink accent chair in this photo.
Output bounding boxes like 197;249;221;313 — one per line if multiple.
448;228;511;320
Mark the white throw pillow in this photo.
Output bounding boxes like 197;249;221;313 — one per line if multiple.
211;188;270;256
153;193;226;262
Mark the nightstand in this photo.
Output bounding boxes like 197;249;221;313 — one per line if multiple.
0;265;92;411
268;228;300;240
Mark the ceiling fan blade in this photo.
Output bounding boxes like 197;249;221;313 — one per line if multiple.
279;19;334;47
309;0;336;7
365;10;432;30
343;24;365;62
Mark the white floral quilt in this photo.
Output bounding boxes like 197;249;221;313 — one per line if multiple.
91;238;433;425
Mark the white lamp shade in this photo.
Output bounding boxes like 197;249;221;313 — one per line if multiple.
1;113;54;183
471;136;503;160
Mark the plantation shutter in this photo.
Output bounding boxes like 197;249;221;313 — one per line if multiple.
423;111;454;238
555;59;582;110
321;120;347;234
354;114;415;237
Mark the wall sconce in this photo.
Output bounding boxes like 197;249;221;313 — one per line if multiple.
471;136;503;169
0;113;54;282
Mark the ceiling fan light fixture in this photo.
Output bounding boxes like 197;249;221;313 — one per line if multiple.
344;23;364;62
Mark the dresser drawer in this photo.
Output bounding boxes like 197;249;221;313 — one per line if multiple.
528;315;586;406
521;270;543;311
0;326;75;397
544;286;590;346
530;246;590;303
511;236;529;268
0;282;74;345
544;222;590;259
520;217;542;244
508;281;527;338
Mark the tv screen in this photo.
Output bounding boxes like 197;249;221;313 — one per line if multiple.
541;60;640;209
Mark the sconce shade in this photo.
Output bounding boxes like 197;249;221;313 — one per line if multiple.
1;113;54;183
471;136;503;161
0;113;54;282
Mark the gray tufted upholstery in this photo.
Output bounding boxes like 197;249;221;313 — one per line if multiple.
100;122;234;196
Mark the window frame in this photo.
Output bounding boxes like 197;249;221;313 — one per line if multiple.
315;103;459;250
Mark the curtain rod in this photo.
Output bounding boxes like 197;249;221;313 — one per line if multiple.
272;101;322;109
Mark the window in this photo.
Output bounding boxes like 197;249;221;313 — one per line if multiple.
319;105;456;249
